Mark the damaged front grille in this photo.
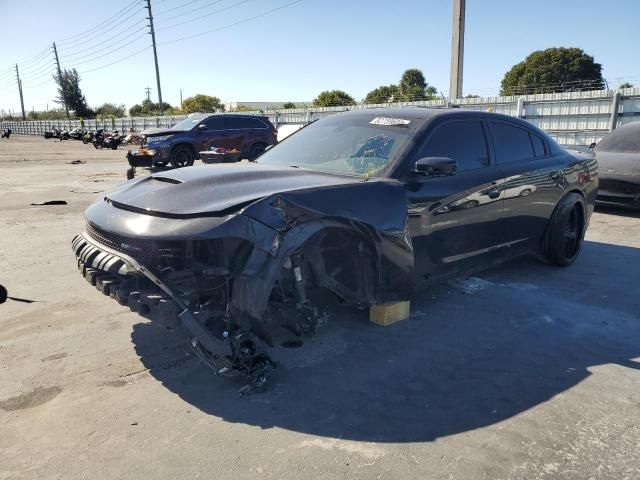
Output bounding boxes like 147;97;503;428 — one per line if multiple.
86;221;155;265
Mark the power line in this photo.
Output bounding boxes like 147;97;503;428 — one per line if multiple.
155;0;227;24
159;0;305;45
60;34;149;69
61;31;148;64
18;53;54;75
21;76;56;89
57;0;139;45
79;45;151;75
158;0;252;30
19;67;56;84
60;25;146;61
59;16;146;56
19;58;57;80
154;0;208;16
17;47;52;68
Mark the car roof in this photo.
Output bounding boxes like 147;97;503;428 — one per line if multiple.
330;107;538;129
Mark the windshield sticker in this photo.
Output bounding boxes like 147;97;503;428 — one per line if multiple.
369;117;411;127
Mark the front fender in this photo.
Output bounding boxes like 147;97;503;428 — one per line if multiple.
233;180;414;323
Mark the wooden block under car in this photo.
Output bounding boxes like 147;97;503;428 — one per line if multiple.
369;301;411;326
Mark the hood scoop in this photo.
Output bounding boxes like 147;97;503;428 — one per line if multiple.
149;175;182;184
106;163;360;218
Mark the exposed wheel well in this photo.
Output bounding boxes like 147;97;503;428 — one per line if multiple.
295;227;379;305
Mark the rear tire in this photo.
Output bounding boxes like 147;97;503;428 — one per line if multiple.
249;143;267;161
542;193;585;267
171;145;195;168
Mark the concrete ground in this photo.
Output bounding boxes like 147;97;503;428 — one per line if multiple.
1;135;640;480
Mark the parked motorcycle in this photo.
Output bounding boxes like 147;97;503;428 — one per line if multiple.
91;130;119;150
1;128;11;139
69;127;86;141
82;130;94;144
123;131;143;146
59;130;71;141
44;128;62;139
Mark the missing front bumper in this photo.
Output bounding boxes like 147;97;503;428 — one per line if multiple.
72;233;275;389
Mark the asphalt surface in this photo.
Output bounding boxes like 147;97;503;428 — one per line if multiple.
1;135;640;479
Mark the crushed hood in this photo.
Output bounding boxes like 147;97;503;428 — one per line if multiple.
105;163;362;218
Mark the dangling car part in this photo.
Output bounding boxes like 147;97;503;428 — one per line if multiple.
72;108;597;389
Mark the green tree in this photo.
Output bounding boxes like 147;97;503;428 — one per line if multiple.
398;68;437;101
53;68;94;118
282;102;297;109
313;90;356;107
129;99;173;116
95;103;125;119
618;82;634;89
365;69;437;104
181;94;225;113
500;47;604;96
364;85;399;104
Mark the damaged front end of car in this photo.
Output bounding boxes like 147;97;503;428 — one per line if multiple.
72;166;414;391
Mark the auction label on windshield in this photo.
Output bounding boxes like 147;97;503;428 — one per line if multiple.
370;117;411;126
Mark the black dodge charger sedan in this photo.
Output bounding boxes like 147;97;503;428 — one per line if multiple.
72;108;598;388
591;121;640;208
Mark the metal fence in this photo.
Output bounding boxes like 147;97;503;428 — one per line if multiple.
2;88;639;145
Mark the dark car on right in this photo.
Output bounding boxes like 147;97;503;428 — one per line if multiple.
129;113;278;170
592;121;640;208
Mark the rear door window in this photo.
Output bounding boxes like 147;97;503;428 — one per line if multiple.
531;133;546;157
244;117;268;129
490;121;535;164
225;116;250;129
202;116;225;130
418;120;490;171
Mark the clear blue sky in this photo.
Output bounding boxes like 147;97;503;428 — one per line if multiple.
0;0;638;114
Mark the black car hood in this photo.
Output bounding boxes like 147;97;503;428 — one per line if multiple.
105;163;362;218
595;150;640;178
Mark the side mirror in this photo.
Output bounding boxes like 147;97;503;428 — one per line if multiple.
588;142;596;149
197;124;208;131
413;157;457;176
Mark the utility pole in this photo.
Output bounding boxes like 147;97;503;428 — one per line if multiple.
449;0;465;100
180;89;183;110
145;0;164;115
15;64;26;120
52;42;70;118
145;87;151;102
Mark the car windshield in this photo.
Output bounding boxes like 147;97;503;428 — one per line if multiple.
595;124;640;153
171;114;208;131
257;114;413;177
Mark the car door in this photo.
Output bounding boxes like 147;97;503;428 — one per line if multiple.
403;118;506;282
223;116;249;153
198;116;229;152
488;120;565;250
